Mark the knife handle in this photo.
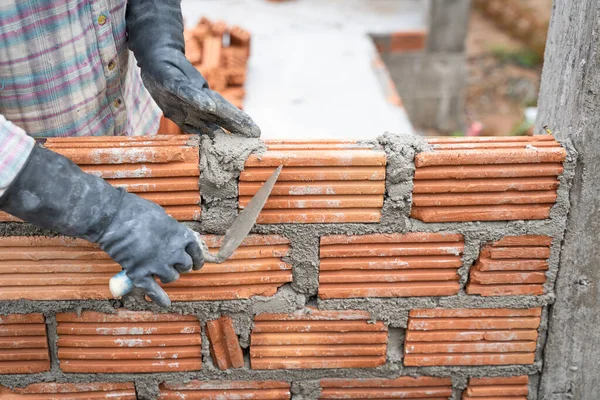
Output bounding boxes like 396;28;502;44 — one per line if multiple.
108;234;217;298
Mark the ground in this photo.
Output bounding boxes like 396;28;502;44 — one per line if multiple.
464;0;552;136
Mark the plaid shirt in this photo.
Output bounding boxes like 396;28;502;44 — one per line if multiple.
0;0;161;196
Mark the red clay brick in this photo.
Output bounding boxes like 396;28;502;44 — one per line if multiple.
0;235;289;301
157;115;184;135
493;235;553;247
184;31;203;65
239;181;385;196
246;150;385;167
412;137;565;223
0;236;112;301
254;209;382;224
416;148;566;167
230;26;251;46
411;204;552;222
413;191;557;207
464;375;529;399
413;177;559;193
42;135;202;221
159;380;291;400
409;308;542;318
470;376;529;385
414;163;564;180
427;136;555;144
389;30;428;52
0;212;20;222
207;316;244;370
241;144;385;223
468;236;551;297
321;232;463;245
162;235;292;301
0;313;49;374
319;283;461;299
431;141;561;150
405;308;540;367
467;284;545;296
255;309;372;321
251;308;387;370
81;162;199;179
240;194;384;209
56;310;201;373
242;166;385;182
320;376;452;399
319;232;463;299
0;382;136;399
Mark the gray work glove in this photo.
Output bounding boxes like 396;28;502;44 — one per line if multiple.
0;146;203;307
126;0;260;137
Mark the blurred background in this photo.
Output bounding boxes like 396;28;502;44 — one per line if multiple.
162;0;552;140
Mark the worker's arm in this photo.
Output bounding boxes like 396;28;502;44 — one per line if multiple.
125;0;260;137
0;119;203;308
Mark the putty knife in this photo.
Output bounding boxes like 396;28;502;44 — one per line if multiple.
109;165;283;298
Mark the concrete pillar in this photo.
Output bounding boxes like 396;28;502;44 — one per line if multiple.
534;2;600;398
383;0;471;133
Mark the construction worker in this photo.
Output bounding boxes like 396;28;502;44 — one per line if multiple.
0;0;260;307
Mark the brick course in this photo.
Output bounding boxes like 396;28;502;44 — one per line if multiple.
56;311;202;373
319;233;464;298
0;382;136;399
319;377;452;399
0;314;49;374
250;309;387;369
0;132;570;396
467;236;551;296
159;381;291;399
411;136;566;222
161;235;292;301
405;308;541;366
463;375;529;399
240;141;386;224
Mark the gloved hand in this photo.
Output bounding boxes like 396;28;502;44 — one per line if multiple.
0;146;203;307
126;0;260;138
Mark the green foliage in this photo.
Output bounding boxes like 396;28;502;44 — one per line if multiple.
489;45;542;68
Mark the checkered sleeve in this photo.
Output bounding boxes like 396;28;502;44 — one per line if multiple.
0;115;35;197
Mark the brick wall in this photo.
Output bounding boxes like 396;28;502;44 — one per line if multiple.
0;132;572;399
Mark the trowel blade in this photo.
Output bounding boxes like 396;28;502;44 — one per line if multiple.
213;165;282;262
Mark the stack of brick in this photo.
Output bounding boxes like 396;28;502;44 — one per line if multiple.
0;132;571;399
158;18;251;134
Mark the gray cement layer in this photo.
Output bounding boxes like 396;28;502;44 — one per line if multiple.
0;132;574;399
180;0;421;140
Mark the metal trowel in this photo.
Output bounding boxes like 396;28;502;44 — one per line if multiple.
109;165;283;298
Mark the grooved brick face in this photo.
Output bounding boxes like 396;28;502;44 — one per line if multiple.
467;236;551;296
319;232;464;298
411;136;566;222
0;314;50;374
240;140;387;224
0;235;290;301
159;380;291;399
0;382;136;399
160;235;292;301
0;135;201;222
319;376;452;399
55;310;202;373
0;236;114;301
404;308;542;366
206;316;244;370
463;376;529;399
250;308;387;370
